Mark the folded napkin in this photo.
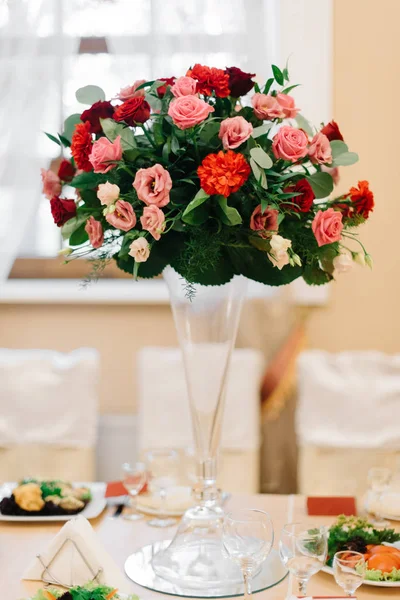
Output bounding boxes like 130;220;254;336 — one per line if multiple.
23;515;127;591
137;486;193;513
307;496;357;516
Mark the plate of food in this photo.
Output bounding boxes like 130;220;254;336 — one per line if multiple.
0;479;106;521
26;582;138;599
322;515;400;586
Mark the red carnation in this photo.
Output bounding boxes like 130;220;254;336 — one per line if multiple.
57;159;76;182
157;77;176;98
321;120;344;142
187;64;230;98
282;178;315;213
113;97;151;126
347;180;374;219
225;66;255;97
197;150;250;197
71;121;93;171
50;197;77;227
80;100;114;134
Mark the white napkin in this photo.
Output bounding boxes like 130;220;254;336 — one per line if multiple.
23;515;127;591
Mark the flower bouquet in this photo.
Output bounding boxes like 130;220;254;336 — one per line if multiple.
42;63;373;287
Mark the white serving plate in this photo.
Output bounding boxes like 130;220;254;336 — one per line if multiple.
322;565;400;588
0;482;106;522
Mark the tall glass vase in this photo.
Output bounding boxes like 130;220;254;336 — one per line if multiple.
151;266;247;593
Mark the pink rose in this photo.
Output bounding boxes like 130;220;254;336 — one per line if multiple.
250;205;279;238
41;168;61;200
85;216;104;249
272;126;308;162
89;136;122;173
276;93;300;118
118;79;146;100
106;199;137;232
168;95;214;130
133;164;172;208
251;93;285;120
312;208;343;247
308;132;332;165
218;116;253;150
140;205;165;241
171;76;198;98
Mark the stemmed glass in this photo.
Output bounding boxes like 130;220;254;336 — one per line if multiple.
222;509;274;600
146;448;179;527
333;551;366;596
279;522;327;597
121;462;147;521
367;467;392;526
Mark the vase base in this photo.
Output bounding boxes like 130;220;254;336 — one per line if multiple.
125;541;288;598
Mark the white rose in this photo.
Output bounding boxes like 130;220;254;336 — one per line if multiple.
129;237;150;263
268;234;292;270
333;251;353;274
97;181;120;206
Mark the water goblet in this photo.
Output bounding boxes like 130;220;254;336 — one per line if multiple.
367;467;392;527
146;448;179;527
279;522;327;597
222;509;274;600
333;551;366;596
121;461;147;521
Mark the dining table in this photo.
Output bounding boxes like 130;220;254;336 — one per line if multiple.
2;493;399;600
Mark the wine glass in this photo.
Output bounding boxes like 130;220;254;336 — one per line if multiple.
146;448;179;527
121;462;147;521
333;551;366;596
367;467;392;526
222;509;274;600
279;522;327;597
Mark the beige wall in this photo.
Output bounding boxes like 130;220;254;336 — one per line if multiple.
308;0;400;353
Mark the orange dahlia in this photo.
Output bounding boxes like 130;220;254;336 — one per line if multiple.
187;64;230;98
347;180;374;219
197;150;251;197
71;121;93;171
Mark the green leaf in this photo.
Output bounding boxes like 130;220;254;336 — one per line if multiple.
214;196;242;226
250;147;273;169
199;120;221;144
251;123;273;139
69;222;89;246
182;205;209;225
145;92;162;113
124;148;141;162
58;134;71;148
80;188;101;208
171;135;180;154
227;246;302;286
333;151;359;167
254;82;261;93
45;132;61;146
281;84;300;95
76;85;106;104
250;158;268;189
302;263;333;285
263;77;274;94
306;172;334;199
134;80;156;93
61;215;88;241
100;118;136;150
330;140;348;157
63;114;82;141
272;64;284;86
282;67;290;82
70;171;107;190
295;114;314;137
182;188;210;220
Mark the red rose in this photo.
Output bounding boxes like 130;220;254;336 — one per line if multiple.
321;120;344;142
282;178;315;213
50;197;77;227
347;180;374;219
71;121;93;171
113;97;151;126
157;77;176;98
187;64;230;98
57;159;76;182
225;66;255;97
80;100;114;134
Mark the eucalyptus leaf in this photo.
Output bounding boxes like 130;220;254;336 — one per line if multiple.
295;114;314;137
100;118;136;150
61;215;88;241
250;147;273;169
215;196;242;226
75;85;105;104
306;172;334;199
330;140;348;158
145;92;162;112
182;188;210;220
63;114;82;141
250;158;268;189
251;123;273;139
332;151;359;167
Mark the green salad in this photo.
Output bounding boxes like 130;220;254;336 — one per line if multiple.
29;582;138;600
328;515;400;582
